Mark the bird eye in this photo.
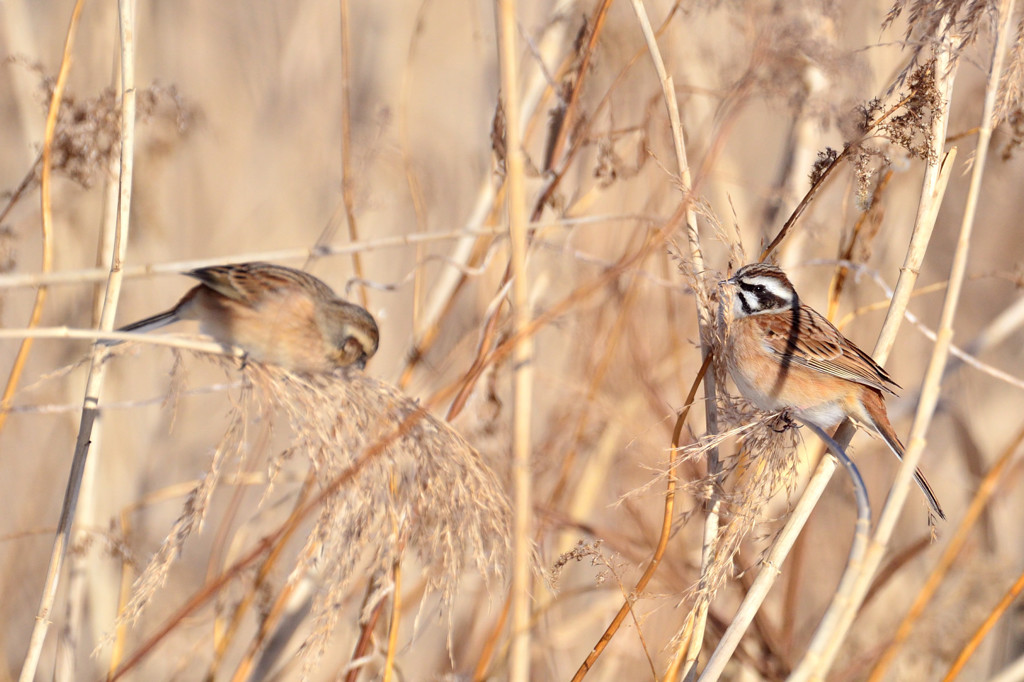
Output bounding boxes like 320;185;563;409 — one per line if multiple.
340;336;368;368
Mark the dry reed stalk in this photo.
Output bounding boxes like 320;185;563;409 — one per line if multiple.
342;588;386;682
8;52;68;676
19;2;135;679
330;0;367;309
397;0;438;354
62;78;129;682
991;654;1024;682
495;1;534;680
0;217;633;292
446;0;620;426
826;170;895;320
380;559;402;682
830;267;1024;394
109;505;138;677
0;327;235;360
563;4;720;681
397;1;577;389
0;39;62;439
801;2;1019;676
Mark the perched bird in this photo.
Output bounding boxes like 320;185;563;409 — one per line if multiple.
115;262;379;372
720;262;944;519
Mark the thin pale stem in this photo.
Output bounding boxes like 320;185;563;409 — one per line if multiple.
495;1;534;679
382;557;402;682
338;0;366;307
0;216;646;291
19;2;135;679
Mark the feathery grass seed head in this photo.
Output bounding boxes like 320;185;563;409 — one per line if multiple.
112;358;513;672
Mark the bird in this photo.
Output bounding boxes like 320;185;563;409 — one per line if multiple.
719;262;945;519
113;262;379;373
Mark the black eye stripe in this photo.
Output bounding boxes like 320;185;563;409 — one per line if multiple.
738;279;788;310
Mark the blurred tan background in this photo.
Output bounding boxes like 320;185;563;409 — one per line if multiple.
1;0;1023;680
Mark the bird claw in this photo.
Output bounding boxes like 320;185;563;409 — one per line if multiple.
771;409;799;433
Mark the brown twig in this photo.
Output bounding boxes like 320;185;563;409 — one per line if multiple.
759;94;915;263
344;595;386;682
471;593;511;681
542;0;613;175
570;353;710;681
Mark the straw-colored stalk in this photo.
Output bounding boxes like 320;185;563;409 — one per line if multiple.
20;1;136;680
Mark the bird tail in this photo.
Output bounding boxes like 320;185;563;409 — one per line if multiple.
104;309;179;345
867;407;946;520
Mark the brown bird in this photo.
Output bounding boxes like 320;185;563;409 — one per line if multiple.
720;262;944;519
115;262;379;372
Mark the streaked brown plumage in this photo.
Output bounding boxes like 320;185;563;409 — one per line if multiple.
116;262;379;373
721;262;944;519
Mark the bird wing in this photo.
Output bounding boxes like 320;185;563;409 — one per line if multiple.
759;304;900;395
186;263;336;306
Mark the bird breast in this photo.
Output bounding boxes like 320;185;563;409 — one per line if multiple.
725;315;851;429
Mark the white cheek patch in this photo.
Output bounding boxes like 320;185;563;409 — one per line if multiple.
737;289;758;315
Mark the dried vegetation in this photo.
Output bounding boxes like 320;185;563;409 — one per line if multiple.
2;0;1024;680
